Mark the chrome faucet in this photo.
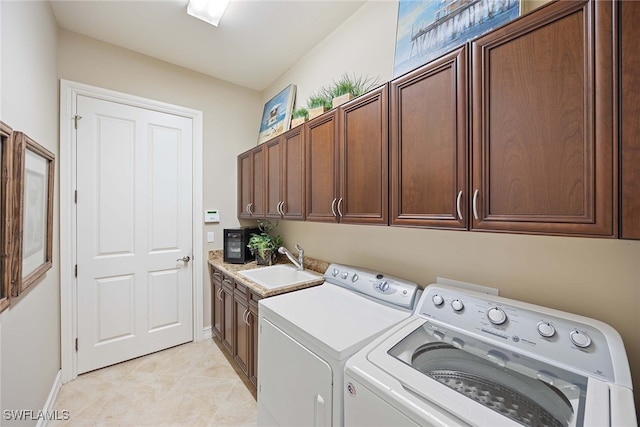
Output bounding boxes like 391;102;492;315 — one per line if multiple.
278;245;304;271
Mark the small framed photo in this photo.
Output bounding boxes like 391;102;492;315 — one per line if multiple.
11;132;55;297
257;84;296;145
0;121;13;312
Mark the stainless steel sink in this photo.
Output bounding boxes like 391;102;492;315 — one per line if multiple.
239;264;323;290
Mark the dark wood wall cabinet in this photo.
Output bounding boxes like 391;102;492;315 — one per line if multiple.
238;0;637;240
238;144;265;219
620;0;640;239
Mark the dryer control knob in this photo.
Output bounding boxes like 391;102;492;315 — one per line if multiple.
487;307;507;325
432;294;444;306
537;322;556;338
570;330;592;348
332;268;339;277
341;272;349;279
451;299;464;312
351;274;359;282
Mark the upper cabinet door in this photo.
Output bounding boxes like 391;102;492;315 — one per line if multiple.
281;125;306;220
620;0;640;240
470;0;615;237
265;138;283;219
339;84;389;225
305;110;339;222
390;47;468;230
237;145;265;219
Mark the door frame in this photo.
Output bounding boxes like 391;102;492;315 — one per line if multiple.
59;79;204;382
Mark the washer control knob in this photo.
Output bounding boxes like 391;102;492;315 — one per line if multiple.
487;307;507;325
332;268;339;277
537;322;556;338
341;272;349;279
378;281;389;292
351;274;359;282
432;294;444;306
570;330;592;348
451;299;464;312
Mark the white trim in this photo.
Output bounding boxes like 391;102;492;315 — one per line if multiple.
203;325;213;340
59;79;204;382
37;370;63;427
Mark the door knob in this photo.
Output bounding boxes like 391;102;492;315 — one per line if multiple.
177;256;191;263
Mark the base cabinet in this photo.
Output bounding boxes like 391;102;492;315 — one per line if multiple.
210;265;261;388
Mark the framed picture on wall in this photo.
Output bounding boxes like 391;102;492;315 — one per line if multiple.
0;121;13;312
11;132;55;297
393;0;520;77
257;84;296;145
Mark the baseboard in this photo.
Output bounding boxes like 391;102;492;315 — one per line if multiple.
203;325;212;340
36;370;63;427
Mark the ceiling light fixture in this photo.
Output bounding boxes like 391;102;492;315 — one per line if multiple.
187;0;230;27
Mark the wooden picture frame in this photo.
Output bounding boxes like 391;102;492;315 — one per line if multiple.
257;84;296;145
0;122;13;312
11;132;55;297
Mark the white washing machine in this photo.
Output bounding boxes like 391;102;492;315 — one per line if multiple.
345;283;637;427
257;263;421;426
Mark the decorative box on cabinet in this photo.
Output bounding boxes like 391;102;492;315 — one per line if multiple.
390;46;467;230
305;85;389;224
470;0;615;237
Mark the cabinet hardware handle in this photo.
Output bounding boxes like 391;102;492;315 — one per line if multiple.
248;203;253;215
331;198;337;217
277;201;282;215
217;288;223;301
472;189;479;221
456;191;463;220
337;198;344;217
243;309;250;325
245;203;250;214
279;201;285;215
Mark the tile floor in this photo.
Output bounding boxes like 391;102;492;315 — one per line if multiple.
51;339;257;427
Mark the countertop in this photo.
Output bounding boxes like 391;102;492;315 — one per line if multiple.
208;250;330;298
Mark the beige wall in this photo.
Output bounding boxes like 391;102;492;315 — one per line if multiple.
0;1;60;424
264;0;640;413
57;29;262;331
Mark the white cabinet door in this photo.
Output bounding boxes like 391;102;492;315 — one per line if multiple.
258;318;332;426
76;95;193;373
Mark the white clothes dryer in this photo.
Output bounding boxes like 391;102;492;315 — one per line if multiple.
257;263;421;427
345;283;636;427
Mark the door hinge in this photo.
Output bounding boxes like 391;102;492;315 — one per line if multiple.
74;190;77;204
75;338;78;352
73;115;82;130
74;264;77;277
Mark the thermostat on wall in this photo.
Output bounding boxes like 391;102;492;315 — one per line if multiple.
204;210;220;223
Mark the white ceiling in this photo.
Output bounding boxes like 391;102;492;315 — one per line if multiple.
50;0;366;92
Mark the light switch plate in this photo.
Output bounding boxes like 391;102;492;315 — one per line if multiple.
207;231;215;243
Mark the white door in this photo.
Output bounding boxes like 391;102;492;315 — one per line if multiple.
76;95;193;374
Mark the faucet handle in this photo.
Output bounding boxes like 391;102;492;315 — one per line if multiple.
295;244;303;252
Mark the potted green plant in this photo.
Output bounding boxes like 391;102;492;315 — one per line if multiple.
290;107;309;128
330;73;379;108
306;92;333;120
247;220;283;266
